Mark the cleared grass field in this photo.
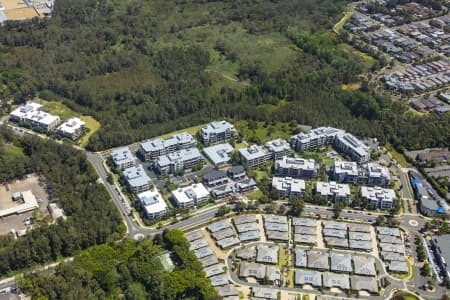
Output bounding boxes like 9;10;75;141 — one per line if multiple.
339;43;377;70
385;144;412;167
38;99;101;147
235;120;292;144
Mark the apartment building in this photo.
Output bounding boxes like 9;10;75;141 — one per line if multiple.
56;117;86;140
291;127;344;151
137;190;168;219
272;177;306;198
199;120;237;145
265;139;293;160
275;156;318;178
123;165;152;194
239;145;271;168
155;148;204;176
334;133;370;163
333;161;391;186
138;132;197;161
111;147;135;170
364;163;391;186
10;102;60;132
291;127;370;163
172;183;210;208
360;186;397;209
203;143;234;166
333;161;359;183
316;181;351;202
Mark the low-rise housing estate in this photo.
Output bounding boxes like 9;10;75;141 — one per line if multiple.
256;244;279;264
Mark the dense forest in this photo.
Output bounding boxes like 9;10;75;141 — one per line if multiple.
0;127;124;274
0;0;448;151
19;230;218;300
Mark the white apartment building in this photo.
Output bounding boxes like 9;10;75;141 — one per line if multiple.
56;117;86;140
111;147;135;170
239;145;271;168
265;139;292;160
138;132;197;161
137;190;168;219
155;148;204;176
123;165;152;194
275;156;318;178
316;181;351;202
172;183;210;208
272;177;306;198
291;127;344;151
360;186;397;209
10;102;60;132
291;127;370;163
333;161;359;183
334;133;370;163
199;120;238;145
364;163;391;186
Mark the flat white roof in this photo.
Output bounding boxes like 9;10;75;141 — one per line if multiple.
203;143;234;165
172;183;209;204
239;145;269;161
276;156;316;171
137;190;168;215
334;160;358;176
272;177;305;193
316;181;350;198
57;117;85;134
9;101;43;119
0;190;39;218
361;186;396;202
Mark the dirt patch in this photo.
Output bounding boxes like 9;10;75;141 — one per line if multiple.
203;228;228;260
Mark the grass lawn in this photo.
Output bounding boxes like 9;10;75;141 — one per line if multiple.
334;10;354;33
392;291;419;300
300;149;336;167
341;82;361;91
4;144;25;157
78;116;101;147
277;247;287;269
246;189;265;201
37;98;101;148
157;123;206;140
339;43;377;70
385;144;412;167
235;120;293;144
